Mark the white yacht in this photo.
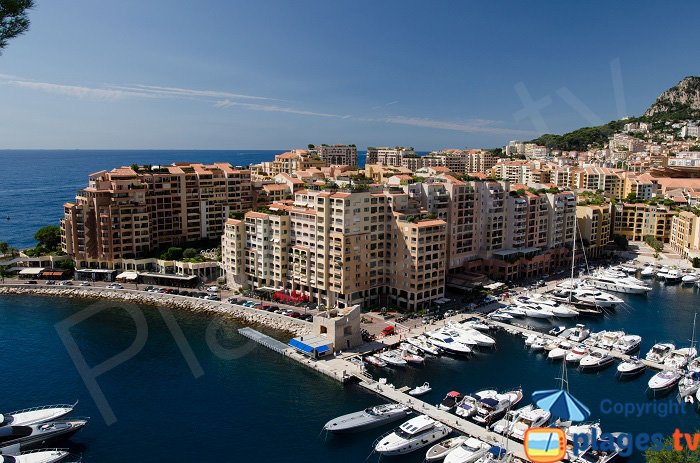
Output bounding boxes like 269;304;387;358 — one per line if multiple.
569;287;623;308
616;356;646;377
648;370;682;392
682;272;700;285
439;391;463;411
426;436;468;462
324;403;411;433
407;336;442;356
567;324;591;343
508;407;551;441
379;350;408;367
664;347;698;370
488;310;514;322
657;266;670;279
375;415;451;456
490;404;533;435
525;295;579;318
530;337;547;352
586;272;651;294
0;450;72;463
688;357;700;374
678;372;700;399
427;331;472;356
500;306;526;318
596;331;626;350
444;437;491;463
548;341;573;360
613;335;642;354
640;266;656;278
447;322;497;348
645;342;675;363
472;389;524;425
566;345;589;364
441;328;479;348
664;269;683;283
579;350;614;370
455;390;497;418
0;402;77;427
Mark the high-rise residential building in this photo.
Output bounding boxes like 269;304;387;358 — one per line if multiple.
250;150;327;179
222;189;446;311
61;163;253;268
670;211;700;260
365;147;416;166
576;204;612;258
612;203;675;243
316;144;358;166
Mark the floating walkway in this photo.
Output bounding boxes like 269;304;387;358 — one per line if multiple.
238;327;290;354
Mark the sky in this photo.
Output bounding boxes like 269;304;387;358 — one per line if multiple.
0;0;699;150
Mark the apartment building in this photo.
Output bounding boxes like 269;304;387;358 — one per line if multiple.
62;163;253;268
576;204;612;257
491;160;532;184
400;154;445;171
670;211;700;260
250;150;327;178
365;147;416;166
316;144;358;166
221;189;446;311
612;203;675;243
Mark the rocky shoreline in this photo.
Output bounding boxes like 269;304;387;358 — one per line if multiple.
0;285;312;337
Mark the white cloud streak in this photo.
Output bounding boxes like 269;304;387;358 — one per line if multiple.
214;99;350;118
385;115;535;136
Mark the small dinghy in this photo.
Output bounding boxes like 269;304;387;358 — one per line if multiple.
409;382;432;397
425;436;468;462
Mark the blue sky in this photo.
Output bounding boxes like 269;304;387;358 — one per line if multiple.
0;0;698;150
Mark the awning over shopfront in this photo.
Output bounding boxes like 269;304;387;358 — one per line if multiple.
19;267;44;276
116;271;139;281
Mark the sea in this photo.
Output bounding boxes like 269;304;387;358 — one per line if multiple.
0;150;698;462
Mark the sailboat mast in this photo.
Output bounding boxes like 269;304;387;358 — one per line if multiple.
569;213;576;303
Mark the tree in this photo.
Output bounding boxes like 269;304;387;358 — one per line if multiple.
183;248;198;259
0;0;34;53
693;257;700;269
307;144;315;149
646;433;700;463
612;234;628;250
625;192;638;202
160;247;183;260
0;241;8;254
34;225;61;252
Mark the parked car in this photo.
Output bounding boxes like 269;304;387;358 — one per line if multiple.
79;281;91;286
144;285;154;291
227;297;240;304
207;286;219;293
59;281;73;286
106;283;124;289
289;312;301;318
380;326;395;336
45;280;55;285
26;280;37;285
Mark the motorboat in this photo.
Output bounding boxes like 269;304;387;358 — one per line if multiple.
529;295;579;318
425;436;468;462
530;337;547;352
640;266;656;278
0;419;88;452
586;272;651;294
583;331;602;348
579;350;614;371
613;335;642;354
474;446;509;463
567;324;591;343
455;390;497;418
364;355;387;368
490;404;533;435
523;334;539;347
549;326;566;336
440;328;479;348
487;310;514;322
565;346;589;364
447;322;496;348
374;415;451;456
462;320;491;332
512;300;553;319
569;287;623;308
664;347;697;370
438;391;463;411
616;356;646;377
645;343;675;363
401;350;425;364
507;408;551;441
648;370;682;392
678;372;700;399
409;382;432;397
544;338;562;351
571;432;623;463
688;357;700;374
444;437;491;463
657;266;670;279
379;350;408;367
620;265;637;274
548;341;573;360
664;269;683;284
324;403;411;433
407;336;442;356
564;422;602;446
596;331;625;350
427;332;472;356
500;306;526;318
682;272;700;285
472;389;524;425
0;403;77;428
0;449;72;463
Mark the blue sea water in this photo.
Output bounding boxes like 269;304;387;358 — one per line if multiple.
0;149;368;248
0;282;698;462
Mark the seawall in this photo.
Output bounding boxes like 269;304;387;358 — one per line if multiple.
0;285;312;337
